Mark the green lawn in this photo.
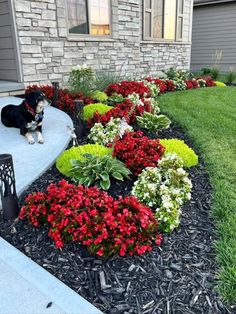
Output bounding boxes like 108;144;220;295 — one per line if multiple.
159;87;236;305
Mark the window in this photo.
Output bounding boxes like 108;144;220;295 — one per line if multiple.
144;0;184;41
67;0;111;36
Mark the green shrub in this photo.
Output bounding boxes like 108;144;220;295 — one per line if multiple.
215;81;226;87
137;112;171;133
83;103;113;121
56;144;112;176
91;90;108;103
70;154;131;190
210;67;220;80
225;69;236;85
201;67;212;76
160;139;198;168
68;65;95;96
132;154;192;233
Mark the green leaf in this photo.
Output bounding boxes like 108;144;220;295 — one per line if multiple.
100;179;111;190
99;172;109;181
112;172;124;180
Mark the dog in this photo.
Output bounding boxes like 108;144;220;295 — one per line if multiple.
1;91;50;144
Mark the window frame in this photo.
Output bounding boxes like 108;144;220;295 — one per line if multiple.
65;0;113;39
143;0;184;42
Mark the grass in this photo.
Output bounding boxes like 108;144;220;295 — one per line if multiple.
158;87;236;305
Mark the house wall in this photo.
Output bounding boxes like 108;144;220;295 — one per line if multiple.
13;0;193;86
0;0;19;81
191;2;236;71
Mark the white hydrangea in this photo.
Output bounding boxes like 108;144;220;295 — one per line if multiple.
132;154;192;233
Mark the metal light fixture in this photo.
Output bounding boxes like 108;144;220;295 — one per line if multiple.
72;99;84;139
51;81;59;107
0;154;19;220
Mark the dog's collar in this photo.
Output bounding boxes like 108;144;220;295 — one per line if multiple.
24;101;36;116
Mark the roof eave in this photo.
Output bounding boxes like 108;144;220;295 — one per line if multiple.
194;0;236;6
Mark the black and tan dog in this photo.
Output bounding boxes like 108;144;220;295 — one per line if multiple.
1;91;50;144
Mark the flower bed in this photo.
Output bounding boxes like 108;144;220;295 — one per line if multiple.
7;69;226;312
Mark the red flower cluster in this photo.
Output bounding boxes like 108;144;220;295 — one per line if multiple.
19;180;162;257
198;77;216;87
106;81;151;98
88;99;152;127
113;131;165;176
185;80;199;90
25;85;93;113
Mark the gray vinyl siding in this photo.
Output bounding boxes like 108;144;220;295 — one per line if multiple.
191;2;236;71
0;0;19;81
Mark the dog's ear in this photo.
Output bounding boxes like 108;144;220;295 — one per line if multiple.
25;91;38;109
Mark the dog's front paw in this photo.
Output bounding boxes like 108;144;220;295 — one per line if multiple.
37;132;44;144
25;133;35;144
28;138;35;145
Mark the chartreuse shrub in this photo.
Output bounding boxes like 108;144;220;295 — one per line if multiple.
215;81;227;87
56;144;112;177
70;154;131;190
20;180;162;257
132;154;192;233
83;103;112;121
160;139;198;168
88;117;133;146
91;90;108;103
137;112;171;133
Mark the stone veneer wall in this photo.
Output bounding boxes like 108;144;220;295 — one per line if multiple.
13;0;193;86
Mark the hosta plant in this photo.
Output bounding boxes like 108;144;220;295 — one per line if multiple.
20;180;162;257
83;103;113;121
132;154;192;233
56;144;112;176
70;154;131;190
137;112;171;133
160;139;198;168
88;117;133;146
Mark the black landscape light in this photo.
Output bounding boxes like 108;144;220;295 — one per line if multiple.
0;154;19;220
52;81;60;107
73;99;84;139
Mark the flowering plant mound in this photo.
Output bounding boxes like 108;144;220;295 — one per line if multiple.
88;99;152;127
83;103;113;121
25;85;93;112
88;117;133;146
19;180;162;257
106;81;151;98
145;77;168;94
185;80;199;90
113;131;165;176
132;154;192;233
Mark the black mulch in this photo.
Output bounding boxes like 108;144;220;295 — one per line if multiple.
0;124;232;314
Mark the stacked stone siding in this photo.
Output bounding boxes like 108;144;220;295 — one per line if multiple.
13;0;193;86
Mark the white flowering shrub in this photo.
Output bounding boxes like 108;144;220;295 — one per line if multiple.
127;92;145;106
197;79;206;87
173;79;187;91
132;154;192;232
143;80;160;98
88;117;133;146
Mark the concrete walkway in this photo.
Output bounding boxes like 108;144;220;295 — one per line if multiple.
0;97;103;314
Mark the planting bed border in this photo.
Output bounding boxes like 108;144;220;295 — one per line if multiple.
0;124;229;314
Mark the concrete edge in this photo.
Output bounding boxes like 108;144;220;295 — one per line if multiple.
0;237;103;314
17;108;73;197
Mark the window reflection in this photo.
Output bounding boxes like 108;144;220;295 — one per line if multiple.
67;0;110;36
68;0;89;34
164;0;176;40
90;0;110;35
